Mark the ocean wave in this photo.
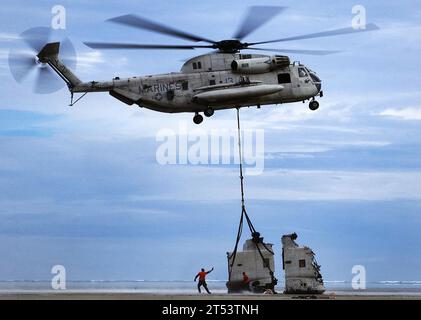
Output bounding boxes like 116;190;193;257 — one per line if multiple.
379;280;421;285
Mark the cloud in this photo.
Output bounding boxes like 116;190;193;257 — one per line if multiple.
112;165;421;202
73;51;106;75
377;107;421;120
372;22;421;44
247;169;421;201
0;32;19;41
76;51;104;65
70;50;129;76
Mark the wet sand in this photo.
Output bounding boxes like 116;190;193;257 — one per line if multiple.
1;292;421;300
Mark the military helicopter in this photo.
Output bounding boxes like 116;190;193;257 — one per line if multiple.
10;6;379;124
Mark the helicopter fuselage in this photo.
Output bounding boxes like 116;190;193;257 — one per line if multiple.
67;52;322;123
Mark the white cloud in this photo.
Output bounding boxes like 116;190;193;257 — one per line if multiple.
373;22;421;44
0;32;19;41
377;107;421;120
123;165;421;202
74;51;105;71
77;51;104;64
248;169;421;201
72;51;129;76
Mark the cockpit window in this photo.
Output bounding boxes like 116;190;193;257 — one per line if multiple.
309;73;321;83
298;68;308;77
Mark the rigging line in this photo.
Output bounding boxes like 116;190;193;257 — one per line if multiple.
243;207;257;234
236;107;246;209
227;108;246;281
236;108;258;238
228;108;275;283
244;207;274;255
243;206;273;255
228;210;244;280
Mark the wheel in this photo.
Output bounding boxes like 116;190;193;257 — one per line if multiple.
204;107;214;117
193;113;203;124
309;100;319;111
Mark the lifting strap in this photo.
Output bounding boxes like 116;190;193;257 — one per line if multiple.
228;108;277;287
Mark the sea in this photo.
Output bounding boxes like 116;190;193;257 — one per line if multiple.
1;280;421;296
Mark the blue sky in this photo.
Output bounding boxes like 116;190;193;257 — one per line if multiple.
1;0;421;283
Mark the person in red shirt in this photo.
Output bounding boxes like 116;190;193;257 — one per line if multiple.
194;267;214;294
242;272;250;285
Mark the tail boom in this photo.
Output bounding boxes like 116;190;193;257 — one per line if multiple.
37;42;115;94
37;42;82;90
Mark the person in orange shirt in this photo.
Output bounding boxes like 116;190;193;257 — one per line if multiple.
194;267;214;294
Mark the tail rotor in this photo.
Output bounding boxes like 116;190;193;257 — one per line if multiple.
8;26;77;94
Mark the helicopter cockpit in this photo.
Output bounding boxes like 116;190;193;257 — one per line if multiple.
307;69;322;92
296;64;322;93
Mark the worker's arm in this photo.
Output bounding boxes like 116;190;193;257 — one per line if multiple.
206;267;214;274
194;273;199;281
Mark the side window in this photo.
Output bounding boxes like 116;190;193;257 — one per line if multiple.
209;79;216;86
299;259;306;268
193;61;202;70
298;68;308;77
278;73;291;84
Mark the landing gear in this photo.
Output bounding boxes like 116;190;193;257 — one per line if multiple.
309;100;319;111
193;113;203;124
204;107;214;117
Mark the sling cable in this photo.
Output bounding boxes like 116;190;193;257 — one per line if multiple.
227;108;278;291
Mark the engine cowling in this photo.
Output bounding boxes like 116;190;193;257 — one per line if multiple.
231;55;290;74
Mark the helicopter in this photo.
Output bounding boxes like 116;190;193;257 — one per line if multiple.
10;6;379;124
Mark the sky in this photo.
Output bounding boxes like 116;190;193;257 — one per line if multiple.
0;0;421;284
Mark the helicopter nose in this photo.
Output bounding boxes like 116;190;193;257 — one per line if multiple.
309;72;322;92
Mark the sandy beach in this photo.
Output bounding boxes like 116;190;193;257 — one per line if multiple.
1;292;421;300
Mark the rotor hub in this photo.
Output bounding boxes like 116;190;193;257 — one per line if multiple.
34;56;48;68
214;40;247;53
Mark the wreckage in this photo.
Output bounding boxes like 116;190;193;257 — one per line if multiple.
226;233;325;294
282;233;325;294
226;236;276;293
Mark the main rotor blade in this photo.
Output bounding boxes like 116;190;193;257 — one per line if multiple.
233;6;287;40
249;47;342;55
83;42;214;50
250;23;380;45
107;14;216;44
